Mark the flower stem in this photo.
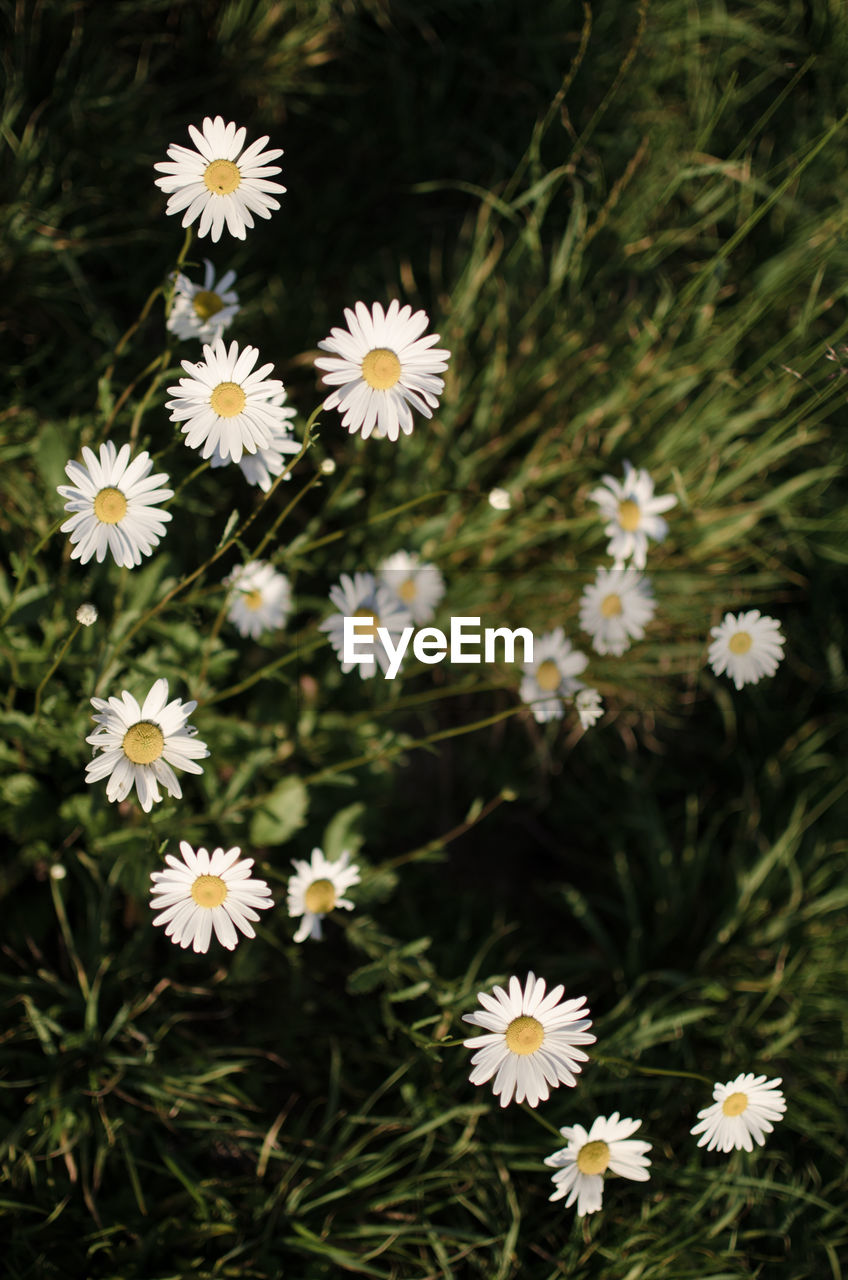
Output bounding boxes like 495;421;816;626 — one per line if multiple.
34;623;82;717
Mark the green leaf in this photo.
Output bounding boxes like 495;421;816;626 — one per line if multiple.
249;776;309;847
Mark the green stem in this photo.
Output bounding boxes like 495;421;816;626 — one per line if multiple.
303;699;524;786
287;489;455;559
93;413;318;694
34;623;82;717
200;634;327;708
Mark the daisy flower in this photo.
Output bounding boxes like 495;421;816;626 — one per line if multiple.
287;848;361;943
378;551;445;624
208;390;300;490
168;259;239;343
315;300;450;442
708;610;785;690
166;338;288;464
153;116;286;242
575;687;603;729
225;561;291;639
85;678;209;813
76;602;98;627
488;487;512;511
462;972;596;1109
57;442;173;569
519;628;588;723
691;1073;786;1153
150;841;273;954
579;568;656;656
545;1113;652;1216
319;571;412;679
589;461;677;568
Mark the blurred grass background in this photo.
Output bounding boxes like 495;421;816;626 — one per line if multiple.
2;0;848;1276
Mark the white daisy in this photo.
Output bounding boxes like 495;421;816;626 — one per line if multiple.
150;841;273;954
319;571;412;679
462;972;596;1109
168;259;239;343
57;442;173;569
708;610;785;690
575;687;603;729
315;300;450;442
691;1073;786;1153
287;848;361;943
166;338;288;464
378;551;445;624
488;487;512;511
225;561;291;639
85;678;209;813
153;116;286;242
208;390;300;490
76;602;98;626
579;568;656;656
519;628;588;723
589;461;677;569
545;1113;652;1216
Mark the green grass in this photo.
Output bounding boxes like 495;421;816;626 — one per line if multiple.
2;0;847;1276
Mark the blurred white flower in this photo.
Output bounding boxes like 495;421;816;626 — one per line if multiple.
287;848;361;942
488;487;511;511
168;259;239;343
378;551;445;624
76;602;98;627
225;561;291;639
319;571;412;679
579;568;656;656
707;610;785;689
575;687;603;729
519;628;588;723
589;461;676;568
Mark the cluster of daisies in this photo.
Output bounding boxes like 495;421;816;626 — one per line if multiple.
520;461;786;726
463;971;787;1217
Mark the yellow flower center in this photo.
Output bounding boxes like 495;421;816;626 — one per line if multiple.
193;289;225;321
576;1140;611;1175
601;593;622;618
191;874;228;908
93;486;128;524
243;589;263;611
728;631;752;655
353;608;381;640
722;1091;749;1116
304;878;337;914
122;721;165;765
210;381;247;417
617;499;641;531
203;158;241;195
504;1015;544;1056
361;348;402;390
397;577;418;603
535;659;561;692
